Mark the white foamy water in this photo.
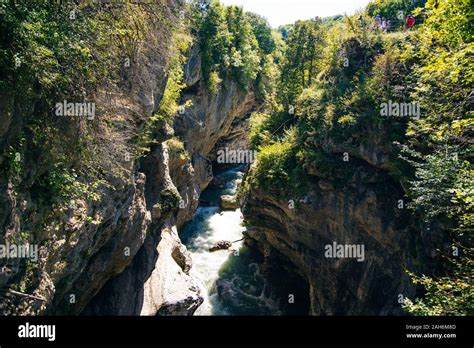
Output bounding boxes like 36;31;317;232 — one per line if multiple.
186;208;246;315
180;167;283;315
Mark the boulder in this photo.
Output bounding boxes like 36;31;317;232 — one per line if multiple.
220;195;239;210
209;240;233;252
171;244;192;274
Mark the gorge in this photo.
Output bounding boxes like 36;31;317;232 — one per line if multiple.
0;0;471;317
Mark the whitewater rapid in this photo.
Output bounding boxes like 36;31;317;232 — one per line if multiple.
180;166;282;315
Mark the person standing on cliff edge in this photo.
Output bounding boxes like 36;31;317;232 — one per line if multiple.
406;14;416;29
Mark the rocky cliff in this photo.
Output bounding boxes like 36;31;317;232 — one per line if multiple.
0;2;180;315
82;46;259;315
242;140;442;315
0;2;258;316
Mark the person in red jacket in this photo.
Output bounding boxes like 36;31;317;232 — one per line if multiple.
406;14;416;29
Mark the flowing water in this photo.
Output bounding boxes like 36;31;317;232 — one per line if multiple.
180;166;284;315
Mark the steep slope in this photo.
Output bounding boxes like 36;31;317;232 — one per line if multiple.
240;2;470;315
242;144;436;315
0;0;273;316
0;1;189;315
82;45;260;315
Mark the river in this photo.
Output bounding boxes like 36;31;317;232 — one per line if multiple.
180;166;285;315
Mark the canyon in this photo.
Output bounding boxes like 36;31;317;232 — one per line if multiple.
0;34;423;316
0;0;459;317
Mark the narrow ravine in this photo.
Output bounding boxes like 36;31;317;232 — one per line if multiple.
180;166;284;315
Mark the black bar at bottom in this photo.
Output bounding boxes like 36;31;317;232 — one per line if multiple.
0;316;472;346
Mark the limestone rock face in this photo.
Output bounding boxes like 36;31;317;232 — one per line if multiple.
0;1;200;316
81;219;202;316
0;6;258;313
242;148;441;315
81;143;204;316
174;46;258;159
144;224;202;316
81;44;259;315
183;44;202;87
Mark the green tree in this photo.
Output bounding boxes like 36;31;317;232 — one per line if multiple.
400;0;473;316
198;0;231;91
247;12;276;55
278;19;325;107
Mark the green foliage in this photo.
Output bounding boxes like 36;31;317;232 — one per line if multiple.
2;142;24;185
396;0;473;315
245;0;473;316
403;256;474;316
166;138;189;161
256;54;279;102
195;0;273;92
134;26;192;157
224;5;261;86
401;145;473;316
278;19;325;106
155;36;191;120
197;0;231;90
159;188;182;213
405;0;473;145
165;138;186;153
320;15;344;28
248;112;272;149
32;165;103;207
251;133;308;197
207;70;222;94
366;0;427;24
247;12;276;55
0;0;132;100
252;141;294;190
